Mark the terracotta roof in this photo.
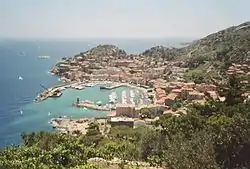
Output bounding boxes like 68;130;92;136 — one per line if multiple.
166;93;178;100
172;89;182;93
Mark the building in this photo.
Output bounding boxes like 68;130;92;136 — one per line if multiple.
206;91;218;100
165;93;178;106
109;117;134;128
187;91;205;101
195;84;217;93
115;104;138;118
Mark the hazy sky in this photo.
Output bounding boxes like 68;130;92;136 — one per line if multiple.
0;0;249;39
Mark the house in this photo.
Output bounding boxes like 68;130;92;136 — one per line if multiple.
172;89;182;97
187;91;205;101
115;104;138;118
165;93;178;106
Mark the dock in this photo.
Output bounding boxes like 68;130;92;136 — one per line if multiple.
72;101;111;111
35;81;91;102
100;84;126;90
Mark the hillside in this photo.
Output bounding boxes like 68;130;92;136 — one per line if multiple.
141;22;250;70
183;22;250;68
141;45;182;61
77;45;127;59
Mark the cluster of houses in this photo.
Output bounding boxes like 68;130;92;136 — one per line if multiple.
227;63;250;75
51;45;187;85
153;79;219;106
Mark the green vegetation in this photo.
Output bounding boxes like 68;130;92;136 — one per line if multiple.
1;75;250;169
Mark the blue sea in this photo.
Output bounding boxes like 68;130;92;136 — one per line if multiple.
0;38;191;148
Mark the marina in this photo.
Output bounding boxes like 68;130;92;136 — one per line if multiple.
71;87;150;112
35;81;150;105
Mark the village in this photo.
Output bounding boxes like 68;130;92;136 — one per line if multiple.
48;44;249;135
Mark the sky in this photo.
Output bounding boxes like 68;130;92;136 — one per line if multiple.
0;0;249;39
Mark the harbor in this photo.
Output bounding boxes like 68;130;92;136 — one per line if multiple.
35;81;151;105
35;81;100;102
71;87;150;113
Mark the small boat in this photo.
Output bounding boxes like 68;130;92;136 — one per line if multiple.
18;76;23;80
19;52;25;56
83;107;87;110
100;86;106;89
109;99;115;104
96;101;102;106
38;55;50;59
48;112;51;116
20;110;23;115
85;83;94;87
111;91;117;100
130;90;135;98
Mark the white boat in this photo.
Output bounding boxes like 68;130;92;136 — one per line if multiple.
59;87;66;91
83;107;87;110
18;76;23;80
38;55;50;59
85;83;94;87
19;52;26;56
130;90;135;98
130;98;134;104
96;101;102;106
109;96;116;104
75;85;85;90
111;91;117;100
109;98;115;104
48;112;51;116
20;110;23;115
140;99;144;105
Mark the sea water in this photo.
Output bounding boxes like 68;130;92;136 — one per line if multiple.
0;38;191;147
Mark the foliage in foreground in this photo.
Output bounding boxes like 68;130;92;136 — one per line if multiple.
1;75;250;169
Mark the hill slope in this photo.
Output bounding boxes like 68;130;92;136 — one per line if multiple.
183;21;250;68
141;22;250;70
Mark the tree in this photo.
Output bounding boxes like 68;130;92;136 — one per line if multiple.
219;75;245;106
162;131;220;169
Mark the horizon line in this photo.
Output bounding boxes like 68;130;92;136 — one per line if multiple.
0;36;199;41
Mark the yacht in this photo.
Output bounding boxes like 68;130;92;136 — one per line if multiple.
74;85;85;90
109;94;116;104
130;90;135;98
111;91;117;100
86;83;94;87
121;90;127;104
130;97;134;104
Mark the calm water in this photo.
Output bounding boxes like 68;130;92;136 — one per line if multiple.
0;38;191;148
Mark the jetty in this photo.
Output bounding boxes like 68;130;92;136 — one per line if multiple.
72;100;111;111
35;83;71;102
35;81;91;102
